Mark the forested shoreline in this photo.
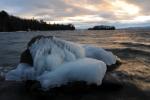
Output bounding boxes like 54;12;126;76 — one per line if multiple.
0;11;75;32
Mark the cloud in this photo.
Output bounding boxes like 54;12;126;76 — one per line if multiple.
125;0;150;15
0;0;150;28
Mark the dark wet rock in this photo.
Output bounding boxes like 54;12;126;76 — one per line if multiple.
27;35;54;48
107;59;122;72
24;80;123;94
20;49;33;66
20;35;46;66
23;71;124;94
25;80;41;92
0;75;4;81
27;35;45;48
0;79;149;100
20;35;55;66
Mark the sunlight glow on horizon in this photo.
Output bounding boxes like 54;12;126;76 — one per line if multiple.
111;0;140;15
48;0;146;27
1;0;150;28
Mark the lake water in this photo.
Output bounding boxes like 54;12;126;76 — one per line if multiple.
0;29;150;71
0;29;150;99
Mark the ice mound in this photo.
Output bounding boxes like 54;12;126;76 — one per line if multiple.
38;58;106;89
5;63;35;81
5;36;118;90
83;45;117;65
29;36;85;76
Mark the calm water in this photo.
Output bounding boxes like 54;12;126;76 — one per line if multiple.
0;29;150;68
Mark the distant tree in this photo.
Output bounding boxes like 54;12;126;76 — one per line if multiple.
0;10;75;32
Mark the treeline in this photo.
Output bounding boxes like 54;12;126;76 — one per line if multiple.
0;10;75;32
88;25;115;30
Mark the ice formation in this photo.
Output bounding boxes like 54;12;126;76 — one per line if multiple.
5;36;117;90
5;63;35;81
29;37;85;76
38;58;106;89
83;45;117;65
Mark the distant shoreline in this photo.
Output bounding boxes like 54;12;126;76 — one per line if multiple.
0;10;75;32
1;28;150;33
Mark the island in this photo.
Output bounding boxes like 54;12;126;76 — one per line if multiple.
88;25;115;30
0;10;75;32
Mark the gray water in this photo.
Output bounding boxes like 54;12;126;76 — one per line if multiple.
0;29;150;70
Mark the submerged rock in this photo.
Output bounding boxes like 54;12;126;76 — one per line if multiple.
107;58;122;72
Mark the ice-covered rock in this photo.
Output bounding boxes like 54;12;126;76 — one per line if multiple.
5;36;120;90
37;58;106;90
5;63;35;81
83;45;117;66
29;36;85;76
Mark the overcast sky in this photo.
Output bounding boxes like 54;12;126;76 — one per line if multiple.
0;0;150;29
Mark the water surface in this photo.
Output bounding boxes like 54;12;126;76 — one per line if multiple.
0;29;149;67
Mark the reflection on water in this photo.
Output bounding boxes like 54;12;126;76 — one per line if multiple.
0;29;150;67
